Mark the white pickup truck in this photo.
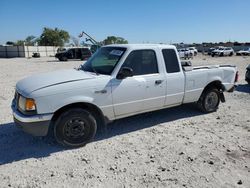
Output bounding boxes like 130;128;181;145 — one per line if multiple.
12;44;238;147
211;47;234;57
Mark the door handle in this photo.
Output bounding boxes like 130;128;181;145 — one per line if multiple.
94;89;107;94
155;80;163;85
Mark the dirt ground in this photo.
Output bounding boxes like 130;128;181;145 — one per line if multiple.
0;54;249;188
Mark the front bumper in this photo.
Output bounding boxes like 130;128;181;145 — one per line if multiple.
12;108;53;136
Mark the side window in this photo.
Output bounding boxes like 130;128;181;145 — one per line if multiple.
122;50;158;76
162;49;180;73
81;48;89;55
68;49;74;57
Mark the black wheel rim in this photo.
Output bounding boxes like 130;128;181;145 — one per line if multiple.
63;117;90;144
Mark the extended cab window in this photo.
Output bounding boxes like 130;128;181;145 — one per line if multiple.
122;50;158;76
162;49;180;73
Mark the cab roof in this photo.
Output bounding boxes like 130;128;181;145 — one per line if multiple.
104;44;176;50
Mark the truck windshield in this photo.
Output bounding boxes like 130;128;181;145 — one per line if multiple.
81;47;126;75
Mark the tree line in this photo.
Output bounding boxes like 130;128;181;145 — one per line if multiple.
6;27;128;47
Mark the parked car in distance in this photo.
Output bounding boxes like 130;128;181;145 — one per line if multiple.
178;48;193;59
12;44;238;147
208;47;216;55
236;48;250;56
246;64;250;84
55;47;92;61
32;52;40;58
188;47;198;56
211;47;234;57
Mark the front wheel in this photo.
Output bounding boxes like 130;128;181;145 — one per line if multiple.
197;88;220;113
54;108;97;147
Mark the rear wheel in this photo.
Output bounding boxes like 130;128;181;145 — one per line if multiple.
197;88;220;113
54;108;97;147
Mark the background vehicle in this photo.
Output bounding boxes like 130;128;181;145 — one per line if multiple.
246;64;250;84
188;47;198;56
12;44;238;147
178;48;193;59
32;52;40;58
208;47;216;55
236;48;250;56
211;47;234;57
55;47;91;61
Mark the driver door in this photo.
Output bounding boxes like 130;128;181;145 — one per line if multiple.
112;49;163;117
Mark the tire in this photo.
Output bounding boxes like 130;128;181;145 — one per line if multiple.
197;88;220;113
220;53;224;57
61;56;68;61
54;108;97;147
229;52;233;56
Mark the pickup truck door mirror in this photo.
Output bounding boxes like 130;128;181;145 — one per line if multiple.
116;67;133;79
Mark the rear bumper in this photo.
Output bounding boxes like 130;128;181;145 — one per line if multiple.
12;109;53;136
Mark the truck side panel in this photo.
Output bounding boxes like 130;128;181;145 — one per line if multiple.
183;69;223;103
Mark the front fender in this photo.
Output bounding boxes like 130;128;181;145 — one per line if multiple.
53;96;95;112
35;94;95;114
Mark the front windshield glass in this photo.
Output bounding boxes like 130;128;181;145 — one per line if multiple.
81;47;126;75
218;48;225;50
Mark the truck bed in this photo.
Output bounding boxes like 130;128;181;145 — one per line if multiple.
181;62;237;103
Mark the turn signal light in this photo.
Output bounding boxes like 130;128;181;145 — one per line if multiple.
25;99;36;111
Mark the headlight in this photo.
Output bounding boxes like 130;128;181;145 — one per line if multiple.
18;95;36;111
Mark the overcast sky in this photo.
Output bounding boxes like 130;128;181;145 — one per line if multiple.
0;0;250;44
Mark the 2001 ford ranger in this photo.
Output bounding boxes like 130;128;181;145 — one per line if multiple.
12;44;238;147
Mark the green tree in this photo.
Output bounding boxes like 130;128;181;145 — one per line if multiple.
103;36;128;45
6;41;15;45
15;40;25;46
39;27;70;46
25;35;37;45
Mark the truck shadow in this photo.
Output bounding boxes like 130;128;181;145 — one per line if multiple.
236;84;250;93
0;104;202;165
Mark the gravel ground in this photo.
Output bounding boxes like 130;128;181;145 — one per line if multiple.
0;55;249;188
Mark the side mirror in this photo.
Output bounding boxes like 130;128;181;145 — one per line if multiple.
116;67;133;79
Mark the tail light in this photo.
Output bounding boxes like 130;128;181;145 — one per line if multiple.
234;71;239;82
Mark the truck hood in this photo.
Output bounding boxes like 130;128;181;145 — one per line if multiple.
16;69;96;96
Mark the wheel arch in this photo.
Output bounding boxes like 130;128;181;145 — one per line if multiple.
199;80;225;99
204;80;225;91
50;102;106;132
